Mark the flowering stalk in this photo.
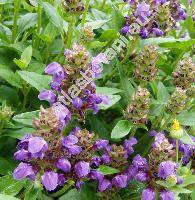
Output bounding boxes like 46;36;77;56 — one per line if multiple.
81;0;90;27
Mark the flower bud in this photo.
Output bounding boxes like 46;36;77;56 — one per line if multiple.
170;119;183;139
166;175;177;186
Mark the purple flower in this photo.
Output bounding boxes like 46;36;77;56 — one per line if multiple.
123;137;137;158
126;165;138;181
135;1;151;18
152;28;164;36
17;134;32;150
56;158;71;173
135;171;148;182
158;161;178;179
91;156;101;167
98;179;111;192
142;188;155;200
121;26;130;35
152;132;167;148
89;170;104;181
112;175;128;188
14;149;30;161
58;174;67;186
75;180;84;191
93;139;110;151
28;137;48;159
38;90;57;105
91;53;109;78
62;135;82;155
72;97;83;109
74;161;90;178
41;171;58;191
192;15;195;22
140;28;148;39
101;154;110;164
53;104;71;130
160;191;174;200
132;154;148;170
13;162;36;180
45;62;63;75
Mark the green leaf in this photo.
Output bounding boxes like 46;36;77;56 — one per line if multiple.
3;127;34;139
97;165;120;175
117;62;134;103
111;120;132;139
99;95;121;110
171;186;192;194
42;2;64;34
0;157;14;175
18;71;51;91
84;19;111;29
99;29;118;41
157;82;170;103
180;130;195;146
181;175;195;187
13;45;32;69
0;67;22;88
0;175;26;196
177;112;195;126
13;110;39;126
96;87;123;95
0;194;20;200
17;13;37;36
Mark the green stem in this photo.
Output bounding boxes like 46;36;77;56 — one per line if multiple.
81;0;90;27
176;139;179;163
12;0;20;43
67;18;74;48
100;0;106;10
37;4;42;33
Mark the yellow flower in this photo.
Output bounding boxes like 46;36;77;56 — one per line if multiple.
172;119;181;131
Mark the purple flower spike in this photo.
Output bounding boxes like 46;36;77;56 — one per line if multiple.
75;161;90;178
56;158;71;173
160;190;174;200
13;162;36;180
135;1;151;18
72;97;83;109
38;90;57;105
112;175;128;188
28;137;48;159
41;171;58;191
158;161;178;179
140;28;148;39
142;188;155;200
132;154;148;170
14;149;30;161
98;179;111;192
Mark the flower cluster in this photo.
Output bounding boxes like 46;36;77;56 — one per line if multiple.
13;107;139;193
172;57;195;90
125;86;150;124
133;45;158;82
61;0;84;13
165;87;187;114
138;132;182;200
38;44;109;122
80;26;95;43
122;0;187;38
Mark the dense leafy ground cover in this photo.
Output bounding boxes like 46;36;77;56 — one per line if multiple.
0;0;195;199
